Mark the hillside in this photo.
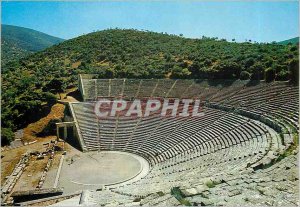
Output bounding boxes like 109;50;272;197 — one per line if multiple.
278;37;299;45
1;29;299;144
1;24;64;65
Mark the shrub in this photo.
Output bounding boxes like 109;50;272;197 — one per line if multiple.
265;68;276;82
44;78;66;93
290;59;299;83
1;128;14;146
240;71;251;80
250;63;264;80
205;180;221;188
170;66;191;79
171;187;192;206
276;69;290;81
43;92;58;104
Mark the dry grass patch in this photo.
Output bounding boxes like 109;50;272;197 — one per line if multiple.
23;104;65;142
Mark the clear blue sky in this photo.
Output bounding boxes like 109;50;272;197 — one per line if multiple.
2;1;299;42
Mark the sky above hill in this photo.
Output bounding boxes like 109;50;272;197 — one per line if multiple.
2;1;299;43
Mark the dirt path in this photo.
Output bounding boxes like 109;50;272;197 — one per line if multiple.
23;103;65;143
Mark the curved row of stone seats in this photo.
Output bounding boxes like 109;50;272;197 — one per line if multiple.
71;100;276;165
111;117;141;150
75;80;295;156
112;137;269;197
82;79;96;100
270;107;299;131
249;86;297;114
239;82;291;109
70;77;298;206
153;148;260;185
224;81;269;106
153;113;251;161
147;140;264;182
81;78;255;101
72;103;101;150
158;120;269;164
152;79;176;97
136;79;158;98
134;108;225;160
176;80;207;98
229;83;299;131
96;79;110;97
266;86;298;130
151;135;268;175
122;79;141;98
126;115;183;157
183;150;298;206
72;102;188;160
125;107;226;163
83;189;136;206
126;119;274;182
145;120;279;185
209;80;247;103
166;79;194;98
110;79;125;97
72;103;121;150
132;107;222;152
121;113;164;159
149;135;267;176
80;78;297;111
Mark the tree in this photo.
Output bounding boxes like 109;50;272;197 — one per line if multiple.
212;61;242;79
1;128;14;146
105;68;114;78
265;68;276;82
240;71;251;80
244;58;255;68
170;66;191;78
249;63;264;80
290;59;299;83
44;78;66;93
43;92;58;104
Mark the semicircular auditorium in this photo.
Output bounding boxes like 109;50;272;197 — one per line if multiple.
56;74;298;206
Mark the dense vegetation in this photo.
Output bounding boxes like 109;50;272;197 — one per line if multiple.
1;128;15;146
1;24;64;66
278;37;299;45
2;29;299;144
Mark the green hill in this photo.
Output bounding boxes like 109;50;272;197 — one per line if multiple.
278;37;299;45
2;29;299;139
1;24;64;65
